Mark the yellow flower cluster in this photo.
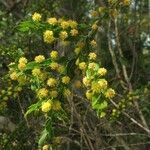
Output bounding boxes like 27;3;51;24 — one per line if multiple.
50;51;58;60
63;88;71;97
52;101;61;111
32;68;41;76
35;55;45;63
61;21;69;29
68;20;78;28
50;62;59;70
18;57;28;71
89;52;97;60
10;72;18;80
74;47;81;55
79;62;87;70
32;12;41;21
86;90;93;100
92;23;98;30
43;30;55;43
47;78;57;87
38;88;48;98
90;40;97;47
98;68;107;76
41;100;52;112
70;29;78;36
50;90;58;98
59;31;68;40
82;77;90;87
105;88;116;98
88;62;97;70
47;17;57;25
62;76;70;84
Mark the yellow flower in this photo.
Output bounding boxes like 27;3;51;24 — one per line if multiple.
32;12;41;21
59;31;68;40
47;78;57;87
57;65;65;74
52;101;61;111
98;7;105;14
50;62;59;70
50;90;58;98
105;88;116;98
98;79;108;89
98;68;107;76
91;82;101;93
92;23;98;30
39;72;47;81
50;50;58;60
122;0;130;6
47;17;57;25
34;55;45;63
90;40;97;47
41;100;52;112
62;76;70;84
74;80;82;88
70;29;78;36
42;145;49;150
79;62;87;70
86;90;93;100
91;11;98;17
17;75;27;85
60;21;69;29
32;68;41;76
10;72;18;80
68;20;78;28
74;47;81;55
43;30;55;43
88;62;97;70
19;57;27;64
89;52;97;60
38;88;48;98
63;89;71;97
18;63;26;71
82;77;90;87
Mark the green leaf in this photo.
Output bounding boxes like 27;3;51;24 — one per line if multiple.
38;129;49;146
25;101;41;117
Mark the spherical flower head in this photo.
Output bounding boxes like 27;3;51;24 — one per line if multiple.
39;72;47;81
60;21;69;29
82;77;90;87
89;53;97;60
86;90;93;100
57;65;65;74
41;100;52;113
50;62;59;70
74;80;82;88
70;29;78;36
98;68;107;76
18;63;26;71
35;55;45;63
17;75;27;85
47;78;57;87
59;31;68;40
47;17;57;25
91;82;101;93
62;76;70;84
98;79;108;89
38;88;48;98
43;30;55;43
74;47;81;55
68;20;78;28
32;12;41;21
79;62;87;70
19;57;27;64
92;23;98;30
50;90;58;98
122;0;130;6
10;72;18;80
52;101;61;111
88;62;97;70
50;51;58;60
105;88;115;98
42;145;49;150
91;11;98;17
90;40;97;47
63;88;71;97
32;68;41;76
